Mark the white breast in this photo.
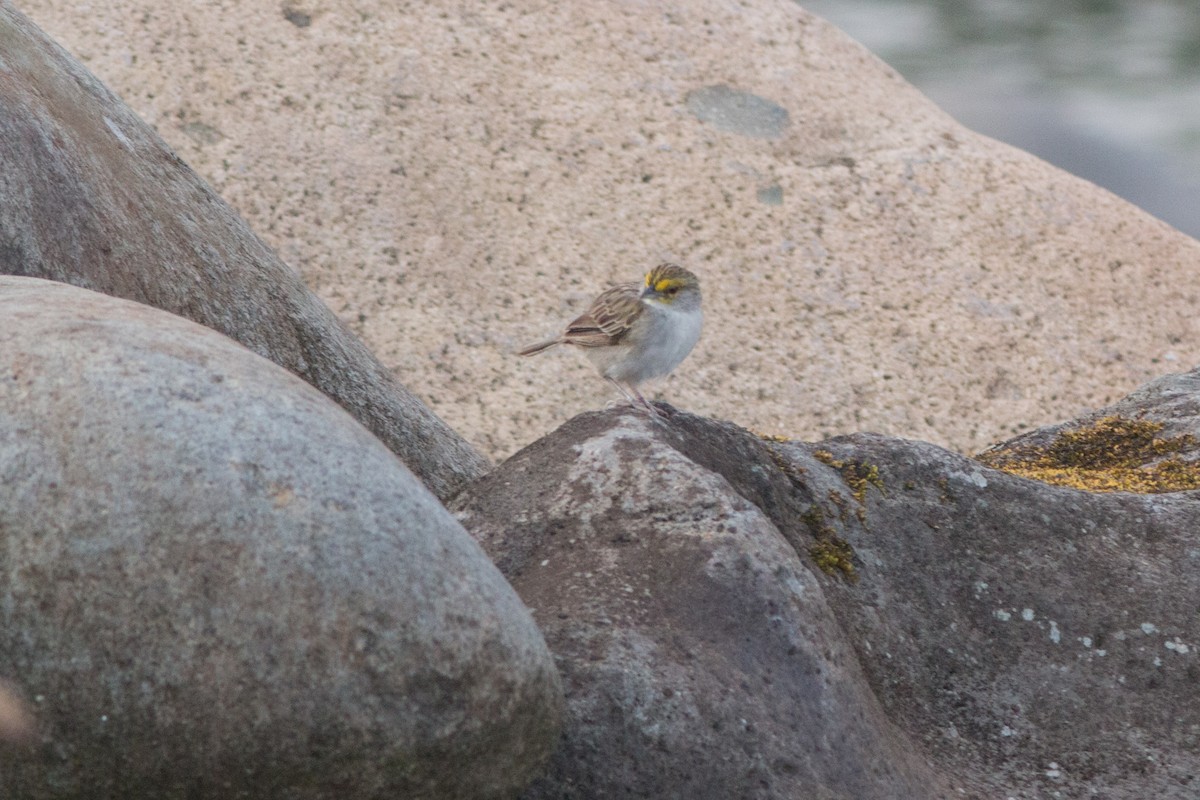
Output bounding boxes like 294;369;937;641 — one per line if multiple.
607;303;703;385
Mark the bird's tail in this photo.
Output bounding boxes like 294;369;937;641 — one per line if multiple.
517;337;561;357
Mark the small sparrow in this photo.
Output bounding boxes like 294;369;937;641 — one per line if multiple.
519;263;702;413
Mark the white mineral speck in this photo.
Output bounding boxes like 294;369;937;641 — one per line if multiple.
1081;637;1092;648
1022;608;1035;621
540;559;549;567
103;116;135;150
995;609;1012;622
1141;622;1158;635
1049;621;1061;644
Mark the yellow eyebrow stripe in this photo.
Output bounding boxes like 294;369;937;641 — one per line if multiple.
654;278;679;293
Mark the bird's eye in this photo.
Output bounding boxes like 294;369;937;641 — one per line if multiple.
665;286;679;295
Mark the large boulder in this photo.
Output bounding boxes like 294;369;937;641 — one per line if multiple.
452;409;954;799
453;372;1200;798
0;276;561;799
19;0;1200;460
790;377;1200;798
0;2;487;500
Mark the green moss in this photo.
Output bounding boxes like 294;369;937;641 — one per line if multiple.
810;539;857;580
762;444;867;580
827;489;850;522
978;415;1200;493
843;461;884;504
800;506;858;582
812;449;835;465
813;450;884;505
762;441;806;484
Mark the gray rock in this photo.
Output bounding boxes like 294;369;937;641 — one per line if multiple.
691;372;1200;798
455;371;1200;798
0;277;562;799
0;4;487;500
452;407;953;800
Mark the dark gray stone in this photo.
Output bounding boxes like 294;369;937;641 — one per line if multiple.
453;407;953;800
682;370;1200;799
455;367;1200;798
685;85;791;139
0;3;486;500
0;277;562;799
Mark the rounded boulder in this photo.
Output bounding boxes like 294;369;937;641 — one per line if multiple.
0;276;561;799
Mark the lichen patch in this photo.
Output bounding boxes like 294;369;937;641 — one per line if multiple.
977;416;1200;493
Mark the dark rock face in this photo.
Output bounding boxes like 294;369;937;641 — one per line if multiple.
795;437;1200;798
0;3;487;500
0;277;562;800
455;370;1200;799
799;372;1200;799
453;409;952;800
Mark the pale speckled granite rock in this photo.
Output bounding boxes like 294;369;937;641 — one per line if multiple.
15;0;1200;461
0;276;561;800
0;2;488;501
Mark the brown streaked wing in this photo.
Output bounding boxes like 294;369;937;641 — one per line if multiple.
561;282;641;348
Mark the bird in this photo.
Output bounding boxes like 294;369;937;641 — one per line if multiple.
519;263;702;413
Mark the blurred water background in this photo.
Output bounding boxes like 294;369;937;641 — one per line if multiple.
800;0;1200;239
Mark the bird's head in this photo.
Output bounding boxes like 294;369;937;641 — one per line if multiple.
640;263;701;309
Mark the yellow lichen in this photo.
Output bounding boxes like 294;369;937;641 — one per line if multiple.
977;415;1200;493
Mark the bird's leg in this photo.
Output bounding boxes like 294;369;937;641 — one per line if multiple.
607;378;640;408
628;383;664;418
607;379;664;417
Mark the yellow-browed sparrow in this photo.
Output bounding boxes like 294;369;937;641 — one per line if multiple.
519;263;702;413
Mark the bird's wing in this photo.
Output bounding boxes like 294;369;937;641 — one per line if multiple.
560;282;641;348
